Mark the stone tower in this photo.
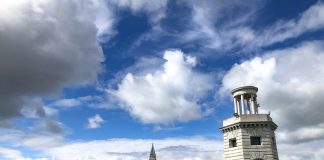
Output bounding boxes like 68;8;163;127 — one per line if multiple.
149;144;157;160
220;86;279;160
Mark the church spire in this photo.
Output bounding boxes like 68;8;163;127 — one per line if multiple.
149;143;156;160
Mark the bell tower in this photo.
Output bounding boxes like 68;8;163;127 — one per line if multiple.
220;86;279;160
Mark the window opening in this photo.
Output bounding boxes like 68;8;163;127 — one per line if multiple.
229;138;237;148
251;136;261;145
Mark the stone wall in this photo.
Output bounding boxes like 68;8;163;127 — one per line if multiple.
223;124;279;160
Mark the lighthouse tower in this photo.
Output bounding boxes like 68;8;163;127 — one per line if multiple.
220;86;279;160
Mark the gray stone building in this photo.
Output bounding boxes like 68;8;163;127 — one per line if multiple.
220;86;279;160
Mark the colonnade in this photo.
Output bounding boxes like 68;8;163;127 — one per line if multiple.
233;94;258;115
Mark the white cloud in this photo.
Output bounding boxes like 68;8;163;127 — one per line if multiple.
20;135;65;150
277;123;324;143
49;95;113;110
180;0;264;50
86;114;105;129
111;0;169;24
180;1;324;52
127;1;324;53
50;99;82;108
252;2;324;49
3;136;324;160
220;41;324;143
109;50;214;124
0;147;25;160
0;146;49;160
278;139;324;160
91;0;116;41
0;128;65;151
47;137;223;160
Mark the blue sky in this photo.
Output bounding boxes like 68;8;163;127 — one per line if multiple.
1;0;324;159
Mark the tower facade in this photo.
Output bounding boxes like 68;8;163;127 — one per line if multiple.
149;144;157;160
220;86;279;160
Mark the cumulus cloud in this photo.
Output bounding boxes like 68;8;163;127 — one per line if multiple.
47;137;222;160
92;0;116;41
0;0;110;132
109;50;214;124
220;41;324;143
86;114;105;129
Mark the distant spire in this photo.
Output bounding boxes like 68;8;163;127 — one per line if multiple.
149;143;156;160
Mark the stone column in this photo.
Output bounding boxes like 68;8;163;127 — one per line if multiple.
247;97;251;114
236;99;241;115
251;94;256;114
250;97;254;114
233;97;237;114
241;94;245;115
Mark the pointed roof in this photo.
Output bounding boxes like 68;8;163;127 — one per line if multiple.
149;143;156;160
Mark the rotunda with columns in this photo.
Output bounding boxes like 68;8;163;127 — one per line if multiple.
232;86;259;115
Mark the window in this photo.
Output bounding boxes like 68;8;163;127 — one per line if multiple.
229;138;237;148
250;136;261;145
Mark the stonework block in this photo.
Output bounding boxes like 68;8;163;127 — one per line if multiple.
222;117;279;160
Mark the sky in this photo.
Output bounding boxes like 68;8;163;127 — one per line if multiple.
1;0;324;159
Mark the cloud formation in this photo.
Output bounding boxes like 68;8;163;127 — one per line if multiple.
221;41;324;143
0;147;25;160
2;136;324;160
110;50;214;124
180;0;264;50
86;114;105;129
250;2;324;50
0;0;109;133
48;137;222;160
0;127;65;152
140;1;324;53
111;0;169;24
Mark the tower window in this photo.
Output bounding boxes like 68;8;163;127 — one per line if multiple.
250;136;261;145
229;138;237;148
